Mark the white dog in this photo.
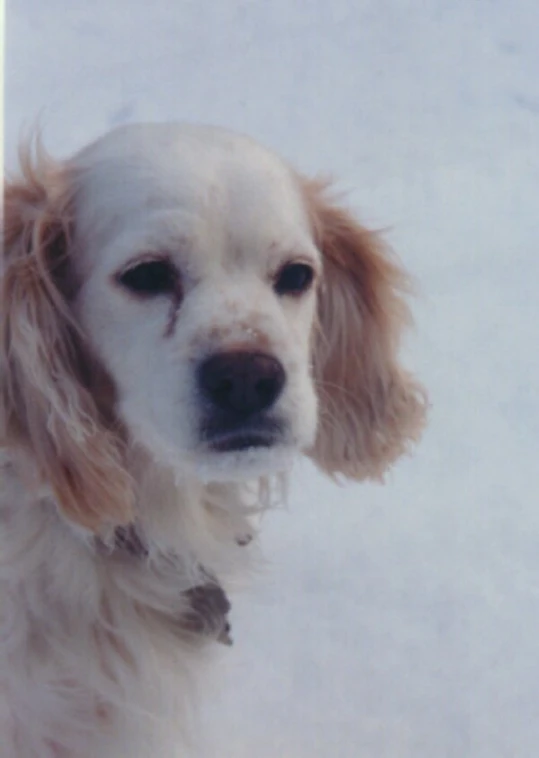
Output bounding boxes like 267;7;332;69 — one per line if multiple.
0;123;427;757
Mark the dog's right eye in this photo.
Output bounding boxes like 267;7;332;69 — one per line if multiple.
117;260;178;296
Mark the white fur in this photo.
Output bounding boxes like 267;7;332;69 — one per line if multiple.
0;124;321;758
0;123;426;757
71;125;320;476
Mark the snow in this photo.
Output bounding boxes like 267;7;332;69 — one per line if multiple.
5;0;539;755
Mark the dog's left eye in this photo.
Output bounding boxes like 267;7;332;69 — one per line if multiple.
274;263;314;296
117;260;178;296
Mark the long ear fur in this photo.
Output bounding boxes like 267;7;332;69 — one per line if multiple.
1;139;133;531
302;178;428;481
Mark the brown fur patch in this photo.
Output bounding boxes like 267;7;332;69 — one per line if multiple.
1;138;134;531
299;176;428;481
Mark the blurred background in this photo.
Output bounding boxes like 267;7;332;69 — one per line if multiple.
5;1;539;755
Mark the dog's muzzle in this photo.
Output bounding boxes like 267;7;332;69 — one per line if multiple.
197;350;286;451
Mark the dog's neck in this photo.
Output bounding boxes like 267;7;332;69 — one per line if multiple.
122;444;263;566
0;446;263;648
91;451;260;647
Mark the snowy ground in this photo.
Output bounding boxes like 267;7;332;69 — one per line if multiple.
5;1;539;755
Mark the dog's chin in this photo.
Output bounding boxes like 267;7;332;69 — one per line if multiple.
194;439;297;484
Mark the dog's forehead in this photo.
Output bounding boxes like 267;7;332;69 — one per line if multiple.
71;124;310;242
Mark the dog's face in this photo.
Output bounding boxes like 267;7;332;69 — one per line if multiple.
1;123;426;530
71;125;320;478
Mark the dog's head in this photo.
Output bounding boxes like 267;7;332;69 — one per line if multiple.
1;124;427;531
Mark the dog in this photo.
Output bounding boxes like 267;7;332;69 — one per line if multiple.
0;123;427;757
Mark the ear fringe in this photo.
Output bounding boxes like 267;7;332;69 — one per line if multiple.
1;138;134;531
301;177;428;481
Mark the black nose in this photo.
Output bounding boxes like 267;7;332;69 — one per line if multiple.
197;351;286;416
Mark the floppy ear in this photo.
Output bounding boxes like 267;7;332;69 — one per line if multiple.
301;178;427;481
1;140;133;531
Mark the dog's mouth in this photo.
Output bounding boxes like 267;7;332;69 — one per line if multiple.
209;431;276;452
201;415;284;453
195;415;295;481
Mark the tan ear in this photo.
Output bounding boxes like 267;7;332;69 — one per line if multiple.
301;178;427;481
1;140;133;531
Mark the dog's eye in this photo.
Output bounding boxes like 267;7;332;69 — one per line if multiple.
117;260;178;296
274;263;314;296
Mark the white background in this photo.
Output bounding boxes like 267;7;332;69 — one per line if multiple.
5;1;539;755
